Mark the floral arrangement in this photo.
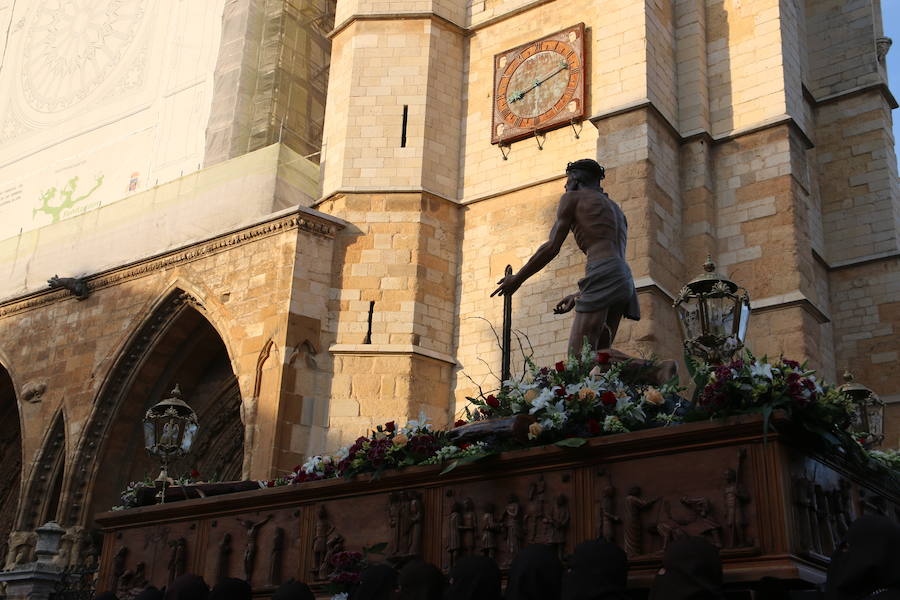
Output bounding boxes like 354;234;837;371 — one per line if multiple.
257;468;303;489
687;352;855;432
324;543;387;598
299;415;447;481
115;346;900;507
463;342;686;443
327;550;365;588
112;470;217;510
112;479;154;510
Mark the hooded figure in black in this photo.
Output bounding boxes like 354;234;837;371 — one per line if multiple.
165;575;211;600
560;539;629;600
397;559;445;600
352;564;398;600
271;579;315;600
648;537;723;600
446;555;501;600
826;515;900;600
135;587;165;600
506;544;564;600
208;578;252;600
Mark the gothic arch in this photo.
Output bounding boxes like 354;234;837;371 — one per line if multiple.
0;362;24;563
15;410;65;532
60;288;244;527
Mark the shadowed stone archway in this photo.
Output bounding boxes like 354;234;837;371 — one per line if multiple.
59;290;244;529
0;364;23;567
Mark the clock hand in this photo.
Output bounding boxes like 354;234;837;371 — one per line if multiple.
508;61;569;104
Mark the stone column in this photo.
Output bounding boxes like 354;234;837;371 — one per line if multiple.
0;522;65;600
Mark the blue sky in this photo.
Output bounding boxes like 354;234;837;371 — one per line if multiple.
886;1;899;169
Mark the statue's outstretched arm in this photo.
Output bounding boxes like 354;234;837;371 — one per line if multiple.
492;193;576;297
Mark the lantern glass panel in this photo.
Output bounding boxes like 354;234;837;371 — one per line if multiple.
677;297;703;340
737;300;751;342
160;418;181;449
181;422;198;453
704;295;734;339
850;402;866;433
143;421;156;451
866;403;884;438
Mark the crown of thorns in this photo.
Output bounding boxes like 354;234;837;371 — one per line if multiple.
566;159;605;181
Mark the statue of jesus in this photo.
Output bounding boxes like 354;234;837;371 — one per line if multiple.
492;159;675;384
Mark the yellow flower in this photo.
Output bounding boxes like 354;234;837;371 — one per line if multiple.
578;388;596;402
392;433;409;447
524;388;539;404
528;422;543;440
644;387;665;405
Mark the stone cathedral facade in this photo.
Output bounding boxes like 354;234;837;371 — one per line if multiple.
0;0;895;568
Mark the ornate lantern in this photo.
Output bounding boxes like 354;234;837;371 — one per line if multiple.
673;256;751;364
143;384;198;502
838;370;884;448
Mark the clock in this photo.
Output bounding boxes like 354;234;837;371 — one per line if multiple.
491;23;586;145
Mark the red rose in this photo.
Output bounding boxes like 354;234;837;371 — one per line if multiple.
587;418;602;435
293;465;302;473
454;419;466;428
266;480;276;487
190;469;200;478
460;443;471;450
601;391;617;406
555;361;566;373
596;352;610;364
384;421;396;433
485;395;500;408
555;387;567;397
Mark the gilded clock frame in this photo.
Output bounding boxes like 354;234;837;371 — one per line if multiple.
491;23;586;145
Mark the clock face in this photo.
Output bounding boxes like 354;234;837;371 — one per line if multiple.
492;24;585;145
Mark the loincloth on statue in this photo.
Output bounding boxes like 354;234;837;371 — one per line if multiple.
574;257;641;320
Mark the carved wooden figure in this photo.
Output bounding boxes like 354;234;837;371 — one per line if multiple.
408;492;423;557
831;487;850;543
681;496;722;547
167;537;187;585
653;500;686;552
803;479;823;554
598;485;621;541
461;497;477;553
526;476;546;543
119;562;148;600
479;503;499;559
312;505;335;576
625;486;658;556
397;492;411;554
111;545;129;592
792;477;812;552
269;527;285;586
447;502;463;567
503;494;523;563
814;485;835;556
546;494;570;554
723;468;750;548
216;533;232;583
839;479;856;523
388;492;401;555
237;515;271;582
